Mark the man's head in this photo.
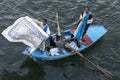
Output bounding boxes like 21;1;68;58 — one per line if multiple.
84;8;88;13
43;19;47;26
56;35;61;41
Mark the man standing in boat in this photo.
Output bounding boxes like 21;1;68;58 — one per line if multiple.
42;19;51;35
41;19;51;51
32;18;51;51
31;17;51;35
78;8;93;42
73;8;93;45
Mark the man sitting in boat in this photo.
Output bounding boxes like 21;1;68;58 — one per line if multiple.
49;35;66;56
49;35;79;56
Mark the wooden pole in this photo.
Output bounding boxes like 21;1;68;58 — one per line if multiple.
55;11;61;36
65;44;112;78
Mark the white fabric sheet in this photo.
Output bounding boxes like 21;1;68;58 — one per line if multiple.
1;16;49;52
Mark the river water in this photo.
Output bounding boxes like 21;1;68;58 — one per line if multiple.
0;0;120;80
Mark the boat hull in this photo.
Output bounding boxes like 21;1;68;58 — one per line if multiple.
22;25;107;60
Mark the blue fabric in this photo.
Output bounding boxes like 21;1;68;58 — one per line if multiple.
43;24;49;32
74;12;91;40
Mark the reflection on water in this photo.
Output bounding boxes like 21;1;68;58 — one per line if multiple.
2;58;45;80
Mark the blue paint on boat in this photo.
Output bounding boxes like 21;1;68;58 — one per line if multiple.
22;25;107;60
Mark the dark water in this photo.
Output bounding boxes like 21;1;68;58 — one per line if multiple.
0;0;120;80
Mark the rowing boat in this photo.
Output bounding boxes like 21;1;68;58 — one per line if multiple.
22;25;107;60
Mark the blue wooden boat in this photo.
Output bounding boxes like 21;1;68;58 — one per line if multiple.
22;25;107;60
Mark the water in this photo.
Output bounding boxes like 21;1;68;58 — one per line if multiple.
0;0;120;80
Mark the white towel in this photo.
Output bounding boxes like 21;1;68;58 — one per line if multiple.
50;48;60;56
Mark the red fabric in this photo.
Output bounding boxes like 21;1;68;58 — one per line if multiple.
82;35;93;46
71;28;93;46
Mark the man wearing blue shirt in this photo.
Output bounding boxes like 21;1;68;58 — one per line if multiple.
42;19;51;35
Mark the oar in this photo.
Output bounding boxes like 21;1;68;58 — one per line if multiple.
65;43;112;78
55;11;61;36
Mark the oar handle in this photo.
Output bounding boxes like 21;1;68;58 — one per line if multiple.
65;43;112;78
55;11;61;36
82;55;112;78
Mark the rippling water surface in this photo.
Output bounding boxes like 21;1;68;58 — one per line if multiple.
0;0;120;80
